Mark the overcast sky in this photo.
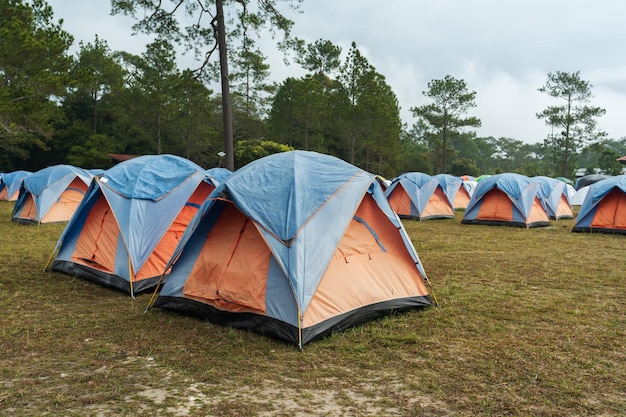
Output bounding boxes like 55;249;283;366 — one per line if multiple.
46;0;626;144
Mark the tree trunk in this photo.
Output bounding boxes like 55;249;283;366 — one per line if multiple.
216;0;234;171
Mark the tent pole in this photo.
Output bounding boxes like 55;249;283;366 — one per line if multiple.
145;274;166;313
298;307;303;351
128;257;135;299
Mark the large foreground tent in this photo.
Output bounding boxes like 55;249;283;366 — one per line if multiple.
0;170;32;201
572;175;626;234
461;173;551;228
50;155;225;296
12;165;91;224
531;176;574;219
152;151;433;347
385;172;454;220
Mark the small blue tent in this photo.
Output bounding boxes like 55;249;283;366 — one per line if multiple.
0;170;32;201
572;175;626;234
152;151;433;347
531;176;574;219
12;165;92;224
50;155;222;296
461;173;550;228
385;172;455;220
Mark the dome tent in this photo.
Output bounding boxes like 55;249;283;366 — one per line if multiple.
12;165;92;224
385;172;454;220
531;176;574;220
151;151;433;347
433;173;471;210
49;155;224;296
461;173;550;228
572;175;626;234
0;170;32;201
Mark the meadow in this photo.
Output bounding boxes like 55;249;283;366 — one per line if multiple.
0;200;624;416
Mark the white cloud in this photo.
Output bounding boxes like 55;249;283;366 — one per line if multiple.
46;0;626;143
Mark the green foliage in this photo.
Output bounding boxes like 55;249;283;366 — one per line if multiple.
0;0;73;167
234;138;293;168
537;71;606;177
449;158;480;177
67;133;120;168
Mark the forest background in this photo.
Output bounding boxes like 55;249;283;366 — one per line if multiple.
2;0;625;180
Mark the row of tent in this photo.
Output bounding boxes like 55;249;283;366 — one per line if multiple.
383;172;574;226
2;153;625;346
384;171;626;231
2;153;434;348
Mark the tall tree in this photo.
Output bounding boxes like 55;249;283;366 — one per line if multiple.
411;75;481;173
0;0;73;169
536;70;606;177
267;75;329;151
110;0;303;171
337;42;403;175
69;36;125;135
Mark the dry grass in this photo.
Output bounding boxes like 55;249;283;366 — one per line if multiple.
0;200;624;416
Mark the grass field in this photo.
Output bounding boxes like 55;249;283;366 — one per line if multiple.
0;200;624;416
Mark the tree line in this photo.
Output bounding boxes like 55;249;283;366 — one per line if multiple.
1;0;624;180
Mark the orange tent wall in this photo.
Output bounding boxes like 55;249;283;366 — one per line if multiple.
591;189;626;231
421;187;454;218
527;197;551;225
183;203;270;314
387;185;412;217
40;178;89;223
555;194;574;219
476;189;514;221
16;194;38;221
453;186;471;209
0;187;20;201
71;197;119;274
303;193;429;327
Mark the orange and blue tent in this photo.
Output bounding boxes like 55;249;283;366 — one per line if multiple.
12;165;92;224
49;155;227;296
461;173;550;228
0;170;32;201
151;151;433;347
531;176;574;220
433;173;471;210
385;172;454;220
572;175;626;234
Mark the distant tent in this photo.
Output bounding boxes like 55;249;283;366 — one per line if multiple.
575;174;609;190
570;186;589;206
460;175;475;182
531;176;574;219
152;151;433;347
385;172;454;220
433;174;471;210
0;170;32;201
50;155;224;296
572;175;626;234
476;174;491;182
461;173;551;228
12;165;92;224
